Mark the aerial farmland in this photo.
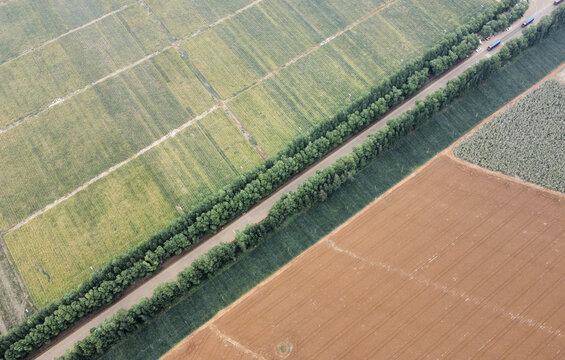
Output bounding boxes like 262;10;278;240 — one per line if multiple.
0;0;492;316
163;153;565;359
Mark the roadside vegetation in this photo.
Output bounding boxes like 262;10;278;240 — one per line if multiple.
1;1;524;358
455;79;565;192
0;0;491;309
59;6;565;360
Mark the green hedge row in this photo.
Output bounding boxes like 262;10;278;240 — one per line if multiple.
0;1;524;359
60;7;565;358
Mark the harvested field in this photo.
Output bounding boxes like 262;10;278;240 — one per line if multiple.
165;155;565;360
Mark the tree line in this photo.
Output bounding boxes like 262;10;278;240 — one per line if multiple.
59;6;565;358
0;1;528;359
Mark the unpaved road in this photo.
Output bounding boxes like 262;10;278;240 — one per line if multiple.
33;2;558;359
165;154;565;360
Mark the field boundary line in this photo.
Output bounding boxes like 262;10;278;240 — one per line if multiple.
0;3;136;67
172;40;269;159
325;238;564;339
0;49;169;136
5;105;219;235
179;0;266;42
0;0;397;135
209;325;267;360
225;0;400;102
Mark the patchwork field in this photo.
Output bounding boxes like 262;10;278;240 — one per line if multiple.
0;0;131;64
165;155;565;360
100;28;565;359
0;0;491;319
455;79;565;193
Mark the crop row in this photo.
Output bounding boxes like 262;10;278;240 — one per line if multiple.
0;1;525;359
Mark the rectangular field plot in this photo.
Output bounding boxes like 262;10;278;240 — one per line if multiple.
180;0;389;98
5;108;260;306
0;3;169;128
0;48;214;230
144;0;253;40
0;0;130;63
229;0;490;155
166;155;565;360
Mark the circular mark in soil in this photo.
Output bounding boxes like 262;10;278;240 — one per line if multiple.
275;341;293;358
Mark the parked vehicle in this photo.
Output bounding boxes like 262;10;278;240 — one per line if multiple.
487;40;501;51
555;0;563;5
522;17;535;27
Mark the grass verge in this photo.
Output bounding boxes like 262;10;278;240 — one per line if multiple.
101;23;565;360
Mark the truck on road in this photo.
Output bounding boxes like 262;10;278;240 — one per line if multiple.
487;40;501;51
522;17;535;27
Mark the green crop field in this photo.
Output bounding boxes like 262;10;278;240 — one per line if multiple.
0;0;492;321
455;79;565;193
0;48;215;230
5;108;263;306
227;0;492;155
144;0;253;40
101;26;565;360
0;4;169;128
0;0;130;64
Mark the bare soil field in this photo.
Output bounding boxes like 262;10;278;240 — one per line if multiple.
163;154;565;360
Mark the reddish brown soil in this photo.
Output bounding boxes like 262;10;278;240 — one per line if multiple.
163;155;565;360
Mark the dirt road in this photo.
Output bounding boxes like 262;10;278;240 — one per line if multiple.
33;2;557;359
164;155;565;360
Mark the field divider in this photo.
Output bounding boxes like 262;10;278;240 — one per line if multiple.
225;0;400;102
0;49;169;136
0;0;266;136
179;0;266;42
0;3;136;67
5;104;219;235
325;238;564;338
3;1;537;357
208;325;267;360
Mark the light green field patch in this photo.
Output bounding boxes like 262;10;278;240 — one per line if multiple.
0;41;84;128
0;3;168;128
0;49;214;230
182;0;390;98
0;0;130;63
229;0;492;155
144;0;253;40
5;160;178;306
57;4;167;83
5;110;252;305
198;110;263;172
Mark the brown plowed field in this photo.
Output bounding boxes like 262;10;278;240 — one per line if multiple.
163;155;565;360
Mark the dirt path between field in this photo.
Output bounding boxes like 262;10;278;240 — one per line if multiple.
30;4;558;358
445;61;565;198
2;0;403;234
0;3;136;67
225;0;399;101
165;154;565;360
5;105;218;235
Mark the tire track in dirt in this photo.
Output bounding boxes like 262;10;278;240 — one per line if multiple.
225;0;400;102
0;50;166;136
209;325;267;360
6;105;218;234
325;238;564;339
0;3;136;67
